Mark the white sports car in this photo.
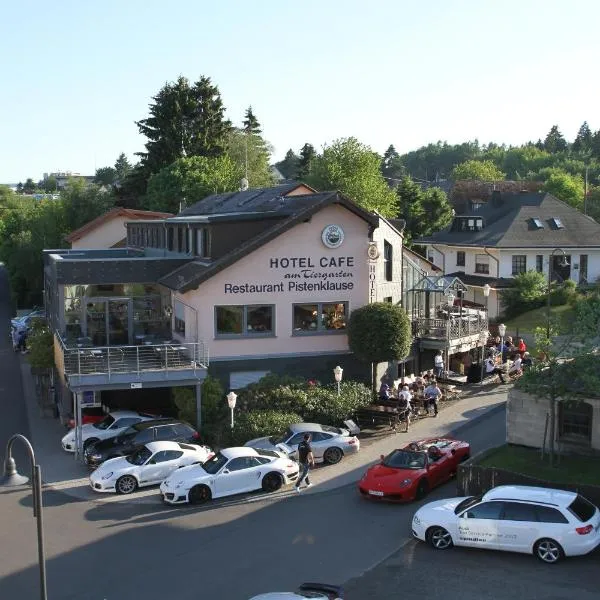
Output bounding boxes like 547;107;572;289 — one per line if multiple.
90;441;213;495
248;583;344;599
61;410;156;452
160;446;299;505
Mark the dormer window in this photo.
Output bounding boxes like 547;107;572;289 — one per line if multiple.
451;217;484;232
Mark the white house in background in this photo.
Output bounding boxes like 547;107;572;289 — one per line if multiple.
65;207;173;249
415;191;600;319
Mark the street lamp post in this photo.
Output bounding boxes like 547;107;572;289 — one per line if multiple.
0;434;48;600
479;331;489;383
333;365;343;396
226;391;237;429
546;248;570;340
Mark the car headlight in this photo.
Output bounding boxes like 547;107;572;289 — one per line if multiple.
101;472;114;480
399;478;412;488
413;514;421;525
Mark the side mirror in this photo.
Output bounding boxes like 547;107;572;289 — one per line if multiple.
223;469;230;474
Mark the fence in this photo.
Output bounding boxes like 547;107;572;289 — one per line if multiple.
457;448;600;506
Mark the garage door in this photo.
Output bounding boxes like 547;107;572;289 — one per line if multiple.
229;370;270;390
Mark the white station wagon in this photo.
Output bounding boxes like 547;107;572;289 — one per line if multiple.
412;485;600;563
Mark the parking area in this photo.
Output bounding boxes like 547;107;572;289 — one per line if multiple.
344;536;600;600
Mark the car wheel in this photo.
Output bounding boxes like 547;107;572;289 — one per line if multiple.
83;438;99;450
534;538;564;564
415;478;429;500
189;484;212;505
426;526;454;550
115;475;138;495
262;472;283;493
323;447;343;465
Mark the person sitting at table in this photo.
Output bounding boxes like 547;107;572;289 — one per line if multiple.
517;337;527;357
378;381;391;402
522;351;533;369
484;353;506;383
508;354;523;378
423;379;442;417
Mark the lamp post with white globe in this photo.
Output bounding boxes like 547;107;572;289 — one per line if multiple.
333;365;343;396
226;391;237;430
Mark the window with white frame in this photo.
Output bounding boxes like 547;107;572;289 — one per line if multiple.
475;254;489;274
512;255;527;275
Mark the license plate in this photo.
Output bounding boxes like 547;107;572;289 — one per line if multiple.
369;490;384;496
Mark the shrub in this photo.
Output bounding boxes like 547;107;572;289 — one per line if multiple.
549;279;578;306
27;320;54;369
228;410;303;446
172;375;226;430
501;270;547;318
303;381;373;425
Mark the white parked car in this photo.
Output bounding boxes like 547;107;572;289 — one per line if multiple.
245;422;360;465
89;441;213;495
160;446;299;505
412;485;600;564
61;410;156;452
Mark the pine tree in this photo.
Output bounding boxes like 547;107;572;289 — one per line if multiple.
381;144;404;182
543;125;568;154
242;106;261;135
275;149;300;179
135;75;231;174
396;176;426;244
298;143;316;178
114;153;132;181
572;121;593;154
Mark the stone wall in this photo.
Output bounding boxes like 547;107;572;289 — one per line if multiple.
507;388;600;453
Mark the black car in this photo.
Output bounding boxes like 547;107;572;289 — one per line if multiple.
85;419;199;468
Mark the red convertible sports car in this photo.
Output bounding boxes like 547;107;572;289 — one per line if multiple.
358;437;470;502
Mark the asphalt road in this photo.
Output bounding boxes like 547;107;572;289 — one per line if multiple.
0;408;507;600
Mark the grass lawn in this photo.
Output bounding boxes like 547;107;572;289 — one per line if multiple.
502;304;574;334
477;444;600;486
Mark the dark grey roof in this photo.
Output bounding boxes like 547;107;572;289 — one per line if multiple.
416;192;600;248
444;271;514;289
160;190;379;292
178;182;311;217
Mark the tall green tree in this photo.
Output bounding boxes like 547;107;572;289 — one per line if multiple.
275;149;300;180
396;176;426;243
143;155;241;213
306;137;397;216
347;302;412;390
451;159;506;181
114;153;132;181
543;125;568;154
297;143;316;178
242;106;261;135
225;129;274;189
61;178;115;231
381;144;405;183
542;170;584;209
591;129;600;160
572;121;593;154
40;176;58;193
94;166;117;186
22;178;37;194
135;75;231;175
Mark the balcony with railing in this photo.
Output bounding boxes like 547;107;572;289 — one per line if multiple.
412;311;488;342
57;335;209;390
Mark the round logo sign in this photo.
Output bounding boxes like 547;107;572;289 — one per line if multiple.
321;224;344;249
367;243;379;260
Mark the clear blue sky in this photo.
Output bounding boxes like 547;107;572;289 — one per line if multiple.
2;0;599;182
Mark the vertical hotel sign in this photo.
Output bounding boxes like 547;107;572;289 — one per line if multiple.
367;243;379;303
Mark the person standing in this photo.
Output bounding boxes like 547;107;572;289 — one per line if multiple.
434;350;444;379
295;433;314;493
424;379;442;417
398;385;413;431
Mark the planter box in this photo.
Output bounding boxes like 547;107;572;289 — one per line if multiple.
457;446;600;506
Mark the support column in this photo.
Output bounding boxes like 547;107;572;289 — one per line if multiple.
74;392;83;461
195;383;202;431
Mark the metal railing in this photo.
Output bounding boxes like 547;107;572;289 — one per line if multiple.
58;337;209;378
412;314;488;341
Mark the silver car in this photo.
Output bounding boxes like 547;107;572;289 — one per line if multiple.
245;423;360;465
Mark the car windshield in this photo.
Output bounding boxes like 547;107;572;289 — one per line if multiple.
454;495;483;515
126;447;152;465
269;429;294;445
383;450;426;470
93;415;115;430
568;494;596;522
200;452;229;474
420;439;452;450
